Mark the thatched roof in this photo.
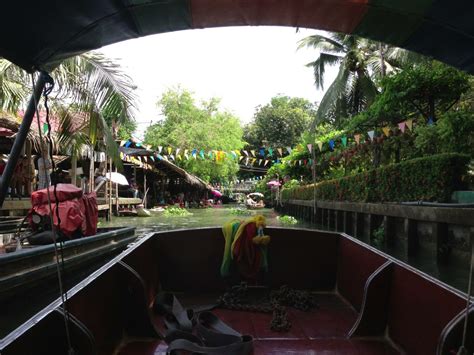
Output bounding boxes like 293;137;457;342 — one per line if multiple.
119;146;211;191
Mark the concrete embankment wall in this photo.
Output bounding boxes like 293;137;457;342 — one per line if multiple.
276;199;473;266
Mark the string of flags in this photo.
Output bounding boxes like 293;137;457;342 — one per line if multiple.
120;118;420;169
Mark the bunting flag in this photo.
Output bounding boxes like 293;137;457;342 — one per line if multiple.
192;149;197;159
146;144;152;150
354;134;361;145
175;148;180;155
317;142;323;151
368;131;375;141
298;160;302;166
341;137;347;147
259;148;265;157
158;146;163;153
167;147;172;155
286;147;292;154
239;156;244;162
169;154;175;161
199;149;205;159
268;148;273;156
428;117;434;125
307;143;313;153
230;151;237;159
177;155;182;160
258;159;263;165
245;157;249;165
120;140;126;147
250;150;256;157
150;156;155;162
184;149;188;156
125;140;132;148
208;151;213;159
243;150;249;156
398;122;406;133
382;127;391;137
406;119;413;131
264;160;269;166
277;148;283;156
329;139;335;151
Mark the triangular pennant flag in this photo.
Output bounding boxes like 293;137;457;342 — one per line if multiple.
286;147;292;154
354;134;361;145
177;155;182;160
150;156;155;162
329;139;335;151
258;159;263;165
243;150;249;156
317;142;323;151
277;148;283;156
199;149;205;159
167;147;172;155
264;160;269;167
125;140;132;148
406;119;413;131
367;131;375;141
398;122;406;133
245;157;249;165
239;156;244;162
341;137;347;147
158;146;163;153
169;154;175;161
120;140;126;147
298;160;302;166
250;150;256;157
175;148;180;156
230;151;237;159
382;127;390;137
307;144;313;153
259;148;265;157
268;148;273;156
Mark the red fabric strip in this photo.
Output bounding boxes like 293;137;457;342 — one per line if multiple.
190;0;368;34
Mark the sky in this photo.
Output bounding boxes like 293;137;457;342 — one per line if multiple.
101;26;337;139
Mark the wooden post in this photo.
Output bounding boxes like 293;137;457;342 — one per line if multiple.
89;148;94;193
115;165;119;216
143;169;147;209
71;154;77;187
108;158;112;220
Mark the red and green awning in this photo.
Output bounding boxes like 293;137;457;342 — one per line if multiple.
1;0;474;73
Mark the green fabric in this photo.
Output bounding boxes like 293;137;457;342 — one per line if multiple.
354;0;433;46
220;220;241;277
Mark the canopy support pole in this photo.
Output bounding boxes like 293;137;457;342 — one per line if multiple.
0;72;48;207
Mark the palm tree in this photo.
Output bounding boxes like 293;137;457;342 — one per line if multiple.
0;52;137;165
298;33;419;128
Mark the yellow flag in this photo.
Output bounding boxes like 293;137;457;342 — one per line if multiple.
406;119;413;131
382;127;390;137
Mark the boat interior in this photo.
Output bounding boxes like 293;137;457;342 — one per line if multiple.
1;227;473;354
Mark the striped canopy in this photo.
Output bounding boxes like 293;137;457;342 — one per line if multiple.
2;0;474;73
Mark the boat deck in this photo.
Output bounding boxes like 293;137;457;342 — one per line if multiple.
118;292;399;354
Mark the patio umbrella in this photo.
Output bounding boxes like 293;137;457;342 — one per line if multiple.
106;172;129;186
267;180;281;187
211;190;222;197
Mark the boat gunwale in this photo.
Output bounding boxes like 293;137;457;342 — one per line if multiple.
0;226;471;350
0;226;136;265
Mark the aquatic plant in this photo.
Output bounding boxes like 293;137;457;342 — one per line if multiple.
229;208;252;216
277;215;298;225
163;206;193;217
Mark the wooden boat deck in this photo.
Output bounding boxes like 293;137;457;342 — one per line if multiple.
119;292;398;354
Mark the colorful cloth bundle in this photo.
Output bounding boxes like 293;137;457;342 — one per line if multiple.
220;215;270;279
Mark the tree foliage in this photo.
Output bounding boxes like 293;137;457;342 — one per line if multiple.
244;95;315;148
144;87;245;183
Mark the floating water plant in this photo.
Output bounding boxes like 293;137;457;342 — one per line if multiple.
229;208;252;216
277;215;298;225
163;207;193;217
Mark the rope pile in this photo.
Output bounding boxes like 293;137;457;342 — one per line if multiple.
217;283;318;332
